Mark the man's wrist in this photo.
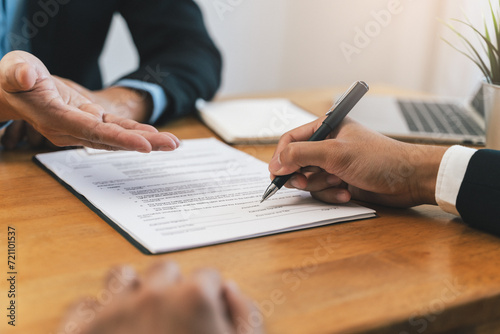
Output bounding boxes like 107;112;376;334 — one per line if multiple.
113;80;168;124
409;144;448;206
92;86;153;123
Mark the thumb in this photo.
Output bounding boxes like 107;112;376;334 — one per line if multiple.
269;140;345;176
0;51;45;93
224;281;264;334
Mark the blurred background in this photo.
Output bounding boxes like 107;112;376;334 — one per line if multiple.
99;0;491;98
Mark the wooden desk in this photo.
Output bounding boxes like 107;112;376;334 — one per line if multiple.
2;87;500;334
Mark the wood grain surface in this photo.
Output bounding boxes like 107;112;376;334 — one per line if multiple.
1;87;500;334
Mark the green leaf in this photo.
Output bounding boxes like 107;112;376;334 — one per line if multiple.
440;2;500;83
441;37;492;82
460;8;490;57
488;0;500;81
488;0;500;51
445;20;493;79
451;18;500;58
484;19;499;82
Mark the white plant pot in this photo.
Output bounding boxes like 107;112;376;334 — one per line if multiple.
482;81;500;150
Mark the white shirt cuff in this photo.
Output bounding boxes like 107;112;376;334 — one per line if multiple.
435;145;477;216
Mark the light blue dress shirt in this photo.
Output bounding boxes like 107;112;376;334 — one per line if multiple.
0;0;166;132
0;0;16;54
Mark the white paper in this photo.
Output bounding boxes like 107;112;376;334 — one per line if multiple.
35;138;375;254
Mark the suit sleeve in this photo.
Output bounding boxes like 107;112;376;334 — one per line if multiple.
456;149;500;236
117;0;222;124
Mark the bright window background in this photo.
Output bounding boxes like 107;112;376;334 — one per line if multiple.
99;0;491;98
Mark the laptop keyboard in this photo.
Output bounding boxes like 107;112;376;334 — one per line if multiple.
397;100;484;136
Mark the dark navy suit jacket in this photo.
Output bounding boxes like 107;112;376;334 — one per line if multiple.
24;0;222;124
456;150;500;236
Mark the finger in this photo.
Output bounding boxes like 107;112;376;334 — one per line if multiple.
59;296;100;333
74;128;178;152
42;132;145;152
272;117;326;160
51;108;154;152
290;172;343;192
103;113;158;133
0;58;36;92
132;130;180;151
50;135;157;153
1;120;26;149
144;261;182;290
283;173;307;189
190;268;223;303
48;135;122;151
10;62;37;91
269;140;343;176
311;187;352;204
0;51;46;92
224;281;264;334
271;166;325;184
300;166;323;175
183;268;227;326
78;102;104;118
105;265;140;296
22;97;153;152
102;113;180;150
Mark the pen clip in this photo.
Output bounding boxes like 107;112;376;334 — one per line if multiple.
327;81;368;115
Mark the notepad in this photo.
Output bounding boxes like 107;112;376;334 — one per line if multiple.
196;99;317;144
34;138;376;254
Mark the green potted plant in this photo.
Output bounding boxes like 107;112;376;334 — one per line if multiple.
443;1;500;149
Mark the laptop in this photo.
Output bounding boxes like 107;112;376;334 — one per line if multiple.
347;85;486;145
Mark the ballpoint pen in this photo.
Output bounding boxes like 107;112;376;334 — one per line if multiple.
261;81;369;203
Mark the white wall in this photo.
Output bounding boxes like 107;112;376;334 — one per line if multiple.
99;0;491;98
99;14;138;86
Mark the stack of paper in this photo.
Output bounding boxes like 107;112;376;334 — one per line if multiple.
34;138;376;254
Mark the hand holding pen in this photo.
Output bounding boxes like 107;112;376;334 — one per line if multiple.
262;81;369;202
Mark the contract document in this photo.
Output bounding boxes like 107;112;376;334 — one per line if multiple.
34;138;376;254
